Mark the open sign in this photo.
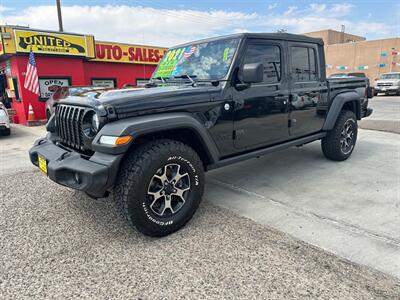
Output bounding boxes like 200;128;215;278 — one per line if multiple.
38;77;71;101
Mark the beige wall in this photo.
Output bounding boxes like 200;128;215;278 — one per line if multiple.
324;38;400;82
304;29;365;45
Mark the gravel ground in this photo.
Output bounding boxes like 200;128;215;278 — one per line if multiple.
1;171;399;299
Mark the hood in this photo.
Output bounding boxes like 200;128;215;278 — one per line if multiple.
60;84;222;117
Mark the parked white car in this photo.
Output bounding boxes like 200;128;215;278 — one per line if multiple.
0;103;10;136
374;72;400;96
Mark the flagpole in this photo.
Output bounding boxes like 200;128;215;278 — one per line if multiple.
56;0;64;32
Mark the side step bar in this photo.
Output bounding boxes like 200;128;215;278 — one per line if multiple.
207;132;326;171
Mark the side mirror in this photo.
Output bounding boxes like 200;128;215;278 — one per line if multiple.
242;63;264;83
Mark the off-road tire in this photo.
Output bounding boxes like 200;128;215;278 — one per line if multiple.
321;110;357;161
114;139;205;237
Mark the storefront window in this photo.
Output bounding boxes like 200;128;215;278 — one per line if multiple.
91;78;116;88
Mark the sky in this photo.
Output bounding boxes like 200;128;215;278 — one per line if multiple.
0;0;399;47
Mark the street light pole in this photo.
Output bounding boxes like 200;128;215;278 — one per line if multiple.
56;0;64;32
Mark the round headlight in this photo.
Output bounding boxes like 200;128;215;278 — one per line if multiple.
92;113;100;131
82;110;99;138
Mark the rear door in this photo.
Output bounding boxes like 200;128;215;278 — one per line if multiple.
232;39;290;149
288;43;326;137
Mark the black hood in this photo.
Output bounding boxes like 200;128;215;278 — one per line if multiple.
60;84;222;117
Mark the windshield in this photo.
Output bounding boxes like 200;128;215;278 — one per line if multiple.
152;38;240;81
380;74;400;80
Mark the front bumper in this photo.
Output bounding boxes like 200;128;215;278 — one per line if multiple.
29;137;123;198
375;86;400;93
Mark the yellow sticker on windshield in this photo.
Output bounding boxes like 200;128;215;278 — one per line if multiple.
223;47;230;61
153;46;191;78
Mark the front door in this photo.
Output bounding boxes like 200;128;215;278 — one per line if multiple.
233;40;289;150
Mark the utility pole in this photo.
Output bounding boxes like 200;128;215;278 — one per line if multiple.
56;0;64;32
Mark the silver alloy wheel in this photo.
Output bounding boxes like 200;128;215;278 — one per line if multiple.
147;163;191;217
340;119;355;154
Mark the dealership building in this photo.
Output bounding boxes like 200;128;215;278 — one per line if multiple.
0;25;167;124
304;29;400;82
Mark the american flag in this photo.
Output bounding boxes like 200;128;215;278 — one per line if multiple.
183;46;196;59
24;48;39;95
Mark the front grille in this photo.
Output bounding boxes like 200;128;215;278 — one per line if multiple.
377;83;393;86
56;104;85;150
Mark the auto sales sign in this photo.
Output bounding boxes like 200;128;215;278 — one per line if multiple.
93;42;168;65
14;29;91;56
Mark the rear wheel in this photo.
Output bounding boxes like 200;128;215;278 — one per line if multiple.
114;139;204;237
321;110;357;161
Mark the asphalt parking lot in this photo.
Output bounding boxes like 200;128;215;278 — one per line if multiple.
1;95;399;298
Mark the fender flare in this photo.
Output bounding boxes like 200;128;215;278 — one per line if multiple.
323;91;361;131
92;112;220;163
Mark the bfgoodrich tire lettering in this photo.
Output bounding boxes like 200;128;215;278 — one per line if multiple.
321;110;358;161
114;139;204;237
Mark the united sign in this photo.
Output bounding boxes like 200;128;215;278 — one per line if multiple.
14;29;91;57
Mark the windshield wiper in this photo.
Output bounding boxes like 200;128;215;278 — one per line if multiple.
153;76;167;84
173;74;197;86
146;76;169;88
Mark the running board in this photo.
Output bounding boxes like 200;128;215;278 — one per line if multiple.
207;132;326;171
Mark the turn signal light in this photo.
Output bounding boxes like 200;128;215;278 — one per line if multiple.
115;135;133;145
99;135;133;146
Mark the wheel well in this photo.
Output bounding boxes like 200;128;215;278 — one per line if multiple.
342;101;360;119
128;128;213;167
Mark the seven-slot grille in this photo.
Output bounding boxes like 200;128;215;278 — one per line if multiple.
56;104;85;150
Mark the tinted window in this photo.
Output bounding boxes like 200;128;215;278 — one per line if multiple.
243;44;281;84
291;46;318;81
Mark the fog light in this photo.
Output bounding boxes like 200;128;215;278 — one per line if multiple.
75;173;81;184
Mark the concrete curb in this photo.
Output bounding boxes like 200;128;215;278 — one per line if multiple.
359;119;400;134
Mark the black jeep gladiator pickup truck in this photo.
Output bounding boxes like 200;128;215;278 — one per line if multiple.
30;33;373;236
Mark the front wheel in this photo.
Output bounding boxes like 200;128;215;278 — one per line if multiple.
114;139;204;237
321;110;358;161
2;128;10;136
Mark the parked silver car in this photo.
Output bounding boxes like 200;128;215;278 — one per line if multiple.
374;72;400;96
